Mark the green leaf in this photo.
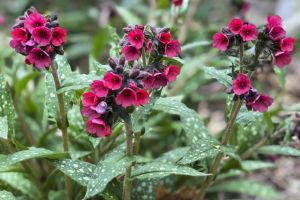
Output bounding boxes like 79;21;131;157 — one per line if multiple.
59;73;99;93
54;159;96;186
181;41;211;52
155;147;189;163
0;172;41;199
92;27;109;59
203;66;231;88
208;180;281;199
236;107;262;126
0;147;67;169
258;145;300;156
15;72;39;96
84;153;131;199
115;6;141;25
242;160;275;171
0;116;8;139
0;190;16;200
274;67;286;88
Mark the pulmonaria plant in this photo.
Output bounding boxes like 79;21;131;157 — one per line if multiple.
213;15;295;113
10;7;66;69
82;25;181;137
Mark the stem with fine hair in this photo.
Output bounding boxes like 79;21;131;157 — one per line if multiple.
123;117;134;200
50;63;72;200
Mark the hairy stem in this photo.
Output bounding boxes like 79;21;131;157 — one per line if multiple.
50;63;72;200
123;117;134;200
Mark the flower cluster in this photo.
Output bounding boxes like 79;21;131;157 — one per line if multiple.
10;7;66;69
82;25;181;137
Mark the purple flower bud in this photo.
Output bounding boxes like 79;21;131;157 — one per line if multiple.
108;57;117;69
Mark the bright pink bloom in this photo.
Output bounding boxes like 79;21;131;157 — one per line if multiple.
252;94;273;112
10;40;26;54
146;40;152;52
268;26;286;41
24;12;47;33
232;73;251;95
103;72;122;90
240;24;257;42
164;65;180;82
26;48;52;69
228;18;243;34
280;37;295;52
116;88;137;108
135;90;149;106
266;15;282;30
142;74;155;89
274;51;291;68
121;45;140;61
81;106;100;120
82;92;99;107
127;29;144;49
11;28;28;42
86;118;111;137
51;27;67;47
152;73;168;89
165;40;181;58
158;32;171;44
212;32;229;52
90;80;109;97
171;0;183;6
32;26;52;46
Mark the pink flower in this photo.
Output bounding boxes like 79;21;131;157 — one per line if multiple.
32;27;52;46
103;72;122;90
212;32;229;52
240;24;257;42
252;94;273;112
11;28;28;42
280;37;295;52
158;32;171;44
51;27;67;47
116;88;137;108
228;18;243;35
127;28;144;49
165;40;181;58
146;40;152;52
274;51;291;68
232;73;251;95
152;73;168;89
24;12;47;33
25;48;52;69
86;118;111;137
164;65;180;82
82;92;99;107
135;90;149;106
142;74;155;89
90;80;109;97
266;15;282;31
268;26;286;41
81;106;100;120
121;45;140;61
171;0;183;6
10;40;26;54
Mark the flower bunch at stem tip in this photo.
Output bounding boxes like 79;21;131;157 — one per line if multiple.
82;25;181;137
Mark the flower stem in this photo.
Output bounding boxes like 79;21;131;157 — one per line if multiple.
50;63;72;200
239;42;244;73
123;117;134;200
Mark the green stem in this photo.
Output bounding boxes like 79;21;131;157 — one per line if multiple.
123;117;134;200
239;42;244;73
50;63;72;200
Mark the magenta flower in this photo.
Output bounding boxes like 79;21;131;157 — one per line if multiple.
9;40;27;55
103;72;123;90
146;40;152;52
90;80;109;97
81;106;101;120
171;0;183;6
158;32;171;44
280;37;295;52
11;28;28;42
266;15;282;31
228;18;243;35
121;45;140;61
164;65;180;82
212;32;229;52
127;29;144;49
142;74;155;89
51;27;67;47
165;40;181;58
24;12;46;33
268;26;286;41
252;94;273;112
116;88;137;108
135;90;149;106
240;24;257;42
274;51;291;68
82;92;99;107
152;73;168;89
86;118;111;137
26;48;52;69
32;27;52;46
232;73;251;95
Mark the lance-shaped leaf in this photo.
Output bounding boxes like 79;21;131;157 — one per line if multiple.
258;145;300;156
203;66;231;88
0;190;16;200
